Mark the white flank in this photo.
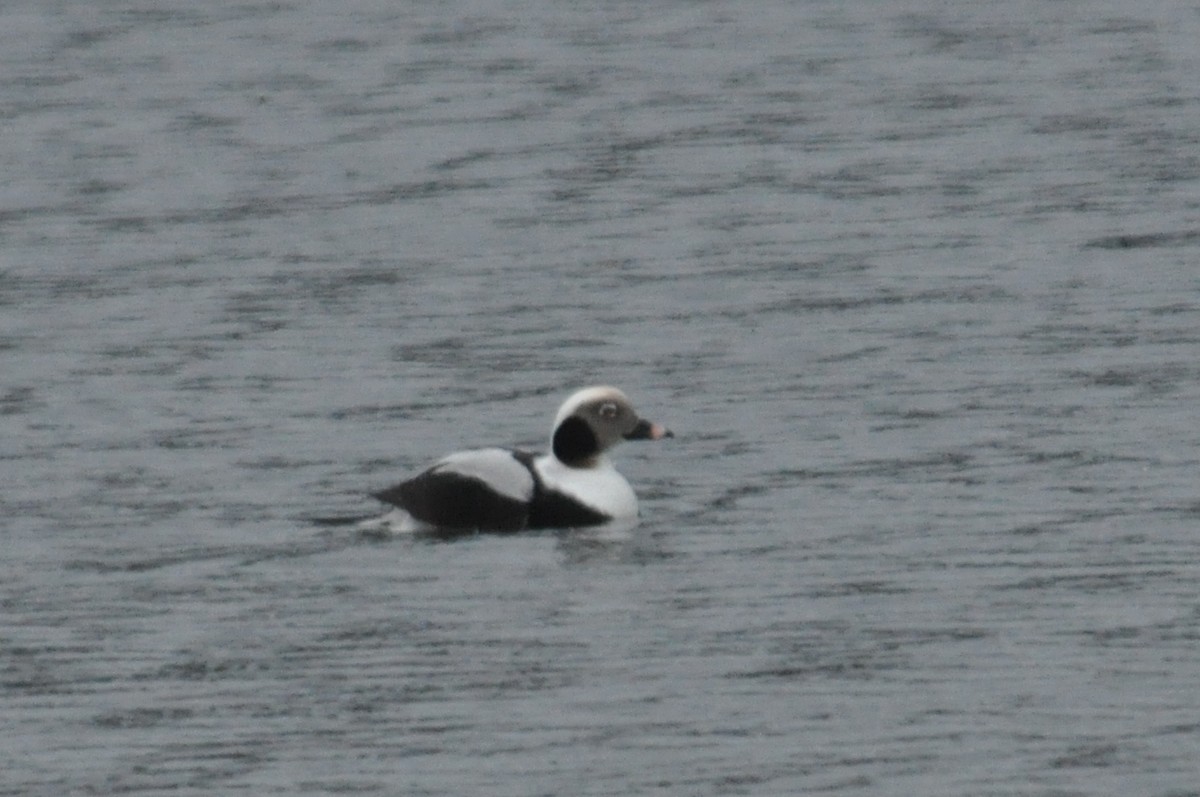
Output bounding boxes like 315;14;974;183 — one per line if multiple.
356;508;430;534
433;448;535;502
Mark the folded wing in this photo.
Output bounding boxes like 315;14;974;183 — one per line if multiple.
372;448;536;532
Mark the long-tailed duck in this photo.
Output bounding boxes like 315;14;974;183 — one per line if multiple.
370;386;672;532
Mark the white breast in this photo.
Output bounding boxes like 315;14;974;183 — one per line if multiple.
533;454;638;519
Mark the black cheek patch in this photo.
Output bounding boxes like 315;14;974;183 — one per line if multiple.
552;416;600;465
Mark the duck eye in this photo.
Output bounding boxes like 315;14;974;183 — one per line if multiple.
598;402;619;419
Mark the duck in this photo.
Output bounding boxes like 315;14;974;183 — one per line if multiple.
370;386;671;532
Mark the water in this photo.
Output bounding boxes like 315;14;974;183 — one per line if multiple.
3;1;1200;794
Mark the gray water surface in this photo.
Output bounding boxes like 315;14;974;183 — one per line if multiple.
4;1;1200;795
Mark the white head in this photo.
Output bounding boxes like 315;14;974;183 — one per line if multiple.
550;386;672;468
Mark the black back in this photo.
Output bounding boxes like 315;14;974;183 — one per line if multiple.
373;467;529;532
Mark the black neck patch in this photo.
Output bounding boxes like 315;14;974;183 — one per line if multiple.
552;416;599;465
